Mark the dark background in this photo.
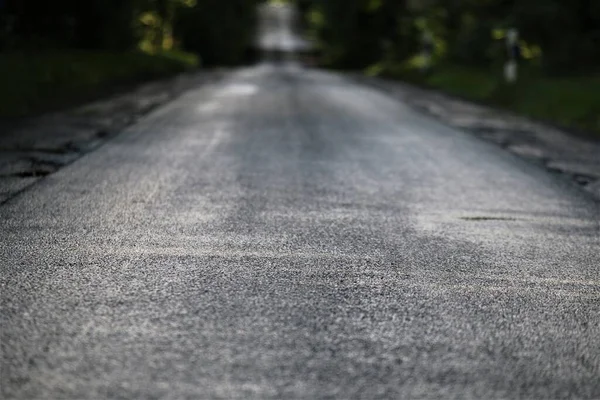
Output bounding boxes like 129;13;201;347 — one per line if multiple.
0;0;599;134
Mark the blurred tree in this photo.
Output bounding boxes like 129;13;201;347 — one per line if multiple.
2;0;596;72
0;0;138;50
0;0;262;66
299;0;597;73
308;0;403;68
512;0;600;73
175;0;261;66
138;0;185;53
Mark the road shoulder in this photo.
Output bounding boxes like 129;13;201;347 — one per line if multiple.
352;74;600;201
0;70;226;205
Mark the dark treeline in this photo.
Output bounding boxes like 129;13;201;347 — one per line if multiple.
0;0;262;65
298;0;600;74
2;0;598;72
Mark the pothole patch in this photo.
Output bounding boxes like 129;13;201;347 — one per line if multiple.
459;216;518;222
7;170;52;178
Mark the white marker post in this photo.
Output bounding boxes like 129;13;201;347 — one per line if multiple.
504;28;519;83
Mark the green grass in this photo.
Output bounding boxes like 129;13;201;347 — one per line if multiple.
374;62;600;137
0;50;199;118
510;76;600;134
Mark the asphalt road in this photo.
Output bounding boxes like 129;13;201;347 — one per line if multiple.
257;3;311;53
1;63;599;399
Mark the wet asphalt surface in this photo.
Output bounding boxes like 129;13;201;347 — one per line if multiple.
1;64;599;399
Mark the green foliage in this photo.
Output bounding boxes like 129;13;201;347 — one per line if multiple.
301;0;599;74
512;0;600;74
0;0;260;120
301;0;600;134
308;0;413;69
379;63;600;136
509;76;600;133
424;65;498;100
1;0;260;65
0;51;199;117
175;0;261;66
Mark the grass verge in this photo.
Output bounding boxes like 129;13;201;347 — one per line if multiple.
0;50;199;118
371;63;600;138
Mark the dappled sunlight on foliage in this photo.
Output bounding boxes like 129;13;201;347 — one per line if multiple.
0;0;263;117
299;0;599;74
296;0;599;134
175;0;263;66
0;51;198;117
0;0;261;65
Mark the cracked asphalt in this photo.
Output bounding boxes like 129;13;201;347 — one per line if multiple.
0;71;223;204
1;63;599;399
354;74;600;198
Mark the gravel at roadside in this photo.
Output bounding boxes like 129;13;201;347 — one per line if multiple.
353;75;600;201
0;70;226;204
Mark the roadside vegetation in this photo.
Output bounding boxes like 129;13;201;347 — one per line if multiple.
0;0;261;118
297;0;600;136
0;51;198;117
376;64;600;136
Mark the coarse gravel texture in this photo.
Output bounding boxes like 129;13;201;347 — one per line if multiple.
1;64;599;399
0;70;225;204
